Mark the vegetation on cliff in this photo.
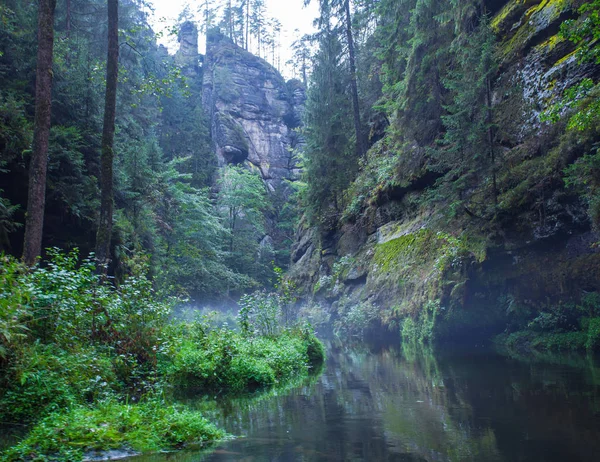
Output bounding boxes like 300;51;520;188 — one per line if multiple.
1;0;600;455
295;0;600;350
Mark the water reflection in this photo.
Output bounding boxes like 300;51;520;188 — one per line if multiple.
136;340;600;462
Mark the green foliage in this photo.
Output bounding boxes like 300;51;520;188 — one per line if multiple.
217;165;272;288
497;292;600;352
376;0;451;144
312;255;355;295
562;125;600;231
498;330;588;352
586;317;600;350
342;140;406;220
559;0;600;65
0;249;325;458
333;297;379;338
0;250;173;419
0;0;247;304
161;322;323;394
2;400;225;461
400;300;440;345
430;15;498;218
0;344;118;422
301;20;356;225
542;1;600;230
238;268;298;336
0;91;32;166
238;291;283;337
0;255;29;361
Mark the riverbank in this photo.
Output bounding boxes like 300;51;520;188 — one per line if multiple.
0;252;324;460
125;338;600;462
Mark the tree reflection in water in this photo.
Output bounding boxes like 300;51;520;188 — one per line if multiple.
138;338;600;462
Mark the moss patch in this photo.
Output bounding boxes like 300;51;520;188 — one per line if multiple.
495;0;573;63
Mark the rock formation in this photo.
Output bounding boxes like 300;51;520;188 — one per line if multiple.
201;30;305;193
175;21;200;77
287;0;600;342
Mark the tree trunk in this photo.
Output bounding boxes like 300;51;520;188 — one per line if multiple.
343;0;365;157
228;0;233;41
245;0;249;50
22;0;57;266
486;75;498;208
66;0;71;36
96;0;119;273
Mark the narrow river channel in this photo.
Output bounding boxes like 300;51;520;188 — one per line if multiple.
137;339;600;461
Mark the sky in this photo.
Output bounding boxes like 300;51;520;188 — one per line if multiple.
146;0;319;79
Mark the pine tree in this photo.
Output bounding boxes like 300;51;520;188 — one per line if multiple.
22;0;57;266
249;0;266;57
216;165;270;287
291;33;312;86
432;11;498;218
305;0;366;156
302;12;355;224
96;0;119;273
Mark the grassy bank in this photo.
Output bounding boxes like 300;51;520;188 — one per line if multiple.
0;251;324;460
493;293;600;353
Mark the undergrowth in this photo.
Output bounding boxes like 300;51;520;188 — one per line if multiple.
495;292;600;353
0;250;324;460
2;400;225;461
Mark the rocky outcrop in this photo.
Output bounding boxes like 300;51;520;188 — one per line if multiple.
175;21;200;77
202;30;305;193
288;0;600;342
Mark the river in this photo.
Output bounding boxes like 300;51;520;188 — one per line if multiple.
134;338;600;462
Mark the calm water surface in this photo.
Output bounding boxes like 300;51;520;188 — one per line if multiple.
137;340;600;462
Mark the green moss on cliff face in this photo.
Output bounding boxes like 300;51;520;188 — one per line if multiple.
368;227;486;331
491;0;537;34
373;229;435;273
495;0;573;63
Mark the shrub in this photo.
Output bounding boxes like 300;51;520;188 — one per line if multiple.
400;300;440;344
333;297;379;338
586;318;600;351
238;289;296;337
162;325;323;395
0;344;118;422
0;255;30;364
0;249;325;458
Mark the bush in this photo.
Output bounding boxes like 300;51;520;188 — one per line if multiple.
162;326;323;394
0;255;32;364
497;293;600;353
0;344;118;422
333;297;379;338
586;318;600;351
400;300;440;345
0;250;325;458
497;330;588;352
238;290;283;337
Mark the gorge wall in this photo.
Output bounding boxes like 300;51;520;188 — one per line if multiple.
287;0;600;346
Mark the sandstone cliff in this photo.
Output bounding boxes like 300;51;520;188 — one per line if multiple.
201;30;305;193
288;0;600;344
